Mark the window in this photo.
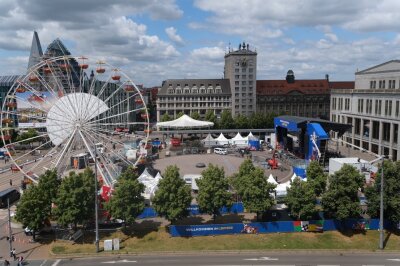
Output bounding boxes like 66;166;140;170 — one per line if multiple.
249;86;253;91
375;99;382;115
379;80;386;89
235;60;240;66
242;81;246;85
357;99;364;113
249;68;253;73
355;118;361;135
249;75;253;79
235;81;239;85
389;80;396;89
242;68;246;73
235;87;239;92
385;100;392;116
249;81;253;85
366;99;372;114
235;68;239;73
248;59;253;66
383;122;390;141
332;97;336;110
242;75;246;79
372;121;379;139
396;101;400;117
235;75;239;79
345;98;350;111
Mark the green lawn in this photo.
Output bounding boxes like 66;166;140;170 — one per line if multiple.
51;227;400;254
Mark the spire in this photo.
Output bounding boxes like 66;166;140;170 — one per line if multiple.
27;31;43;71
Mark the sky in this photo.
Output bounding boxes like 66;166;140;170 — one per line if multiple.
0;0;400;87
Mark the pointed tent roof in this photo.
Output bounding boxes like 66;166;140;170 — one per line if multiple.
267;174;279;185
27;31;43;71
138;168;154;182
156;114;214;129
155;172;163;182
232;132;244;141
202;133;215;141
216;133;228;142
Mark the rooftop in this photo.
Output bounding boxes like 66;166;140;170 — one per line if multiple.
257;79;330;95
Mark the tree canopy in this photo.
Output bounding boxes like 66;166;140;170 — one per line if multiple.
16;128;39;144
219;110;234;129
152;165;192;223
105;168;144;225
190;111;201;120
321;164;364;220
197;164;232;220
204;110;217;125
365;160;400;223
306;161;327;197
161;113;171;122
231;160;276;220
285;177;318;220
15;185;48;240
54;168;97;229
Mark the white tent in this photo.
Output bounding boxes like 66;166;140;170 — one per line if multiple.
138;168;162;200
202;133;218;147
216;133;229;145
267;174;279;185
246;132;257;140
156;114;214;129
230;132;247;146
275;181;291;197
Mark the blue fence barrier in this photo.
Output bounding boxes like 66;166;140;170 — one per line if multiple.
169;218;392;237
138;203;245;219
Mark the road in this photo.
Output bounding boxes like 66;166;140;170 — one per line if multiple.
1;253;399;266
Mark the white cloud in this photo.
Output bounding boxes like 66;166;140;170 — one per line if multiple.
165;27;184;46
190;46;225;61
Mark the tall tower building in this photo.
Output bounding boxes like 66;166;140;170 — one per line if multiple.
224;42;257;116
27;31;43;71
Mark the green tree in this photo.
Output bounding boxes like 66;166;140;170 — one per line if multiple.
176;111;184;118
219;110;234;129
38;168;60;213
190;111;201;120
105;169;145;225
248;112;265;129
365;160;400;223
119;166;138;180
285;177;318;220
306;161;327;197
16;128;39;144
231;160;276;220
152;165;192;223
234;114;249;129
54;168;97;229
15;185;48;240
197;164;232;221
205;110;217;124
161;113;171;122
321;164;364;220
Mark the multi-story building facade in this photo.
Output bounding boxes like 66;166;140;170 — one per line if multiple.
156;79;231;121
331;60;400;160
256;70;353;120
224;42;257;116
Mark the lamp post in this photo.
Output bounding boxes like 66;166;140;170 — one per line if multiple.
379;156;384;250
94;148;100;253
7;197;13;257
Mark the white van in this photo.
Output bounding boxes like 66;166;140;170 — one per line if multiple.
214;147;227;155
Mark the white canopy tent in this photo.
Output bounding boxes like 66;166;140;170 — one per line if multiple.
229;132;247;146
138;169;162;200
202;133;218;147
156;114;214;129
216;133;229;145
275;181;291;197
267;174;279;185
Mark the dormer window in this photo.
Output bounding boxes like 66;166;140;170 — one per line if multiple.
167;87;174;94
192;86;198;94
200;85;206;94
184;85;190;94
207;85;214;94
215;85;222;93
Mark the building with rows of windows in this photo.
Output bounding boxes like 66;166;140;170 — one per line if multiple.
330;60;400;160
156;79;231;121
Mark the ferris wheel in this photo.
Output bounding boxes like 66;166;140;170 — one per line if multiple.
0;55;150;187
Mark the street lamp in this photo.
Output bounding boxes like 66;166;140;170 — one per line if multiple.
94;147;100;252
379;155;384;250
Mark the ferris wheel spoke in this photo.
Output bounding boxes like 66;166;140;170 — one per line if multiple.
31;69;58;98
53;128;77;169
10;138;55;163
81;127;131;168
103;81;129;104
5;133;49;147
82;126;131;147
25;144;60;177
77;129;114;186
87;106;146;125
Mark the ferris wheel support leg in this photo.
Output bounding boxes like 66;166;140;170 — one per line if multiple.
54;128;77;169
77;129;111;187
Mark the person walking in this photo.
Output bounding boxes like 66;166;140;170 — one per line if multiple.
9;179;12;186
11;248;16;261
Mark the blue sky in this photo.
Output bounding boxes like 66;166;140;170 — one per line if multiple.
0;0;400;86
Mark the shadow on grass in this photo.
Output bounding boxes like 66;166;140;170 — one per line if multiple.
120;220;162;239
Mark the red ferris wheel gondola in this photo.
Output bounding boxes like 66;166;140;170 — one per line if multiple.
78;56;89;69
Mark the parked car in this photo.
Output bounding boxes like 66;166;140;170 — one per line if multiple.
214;147;228;155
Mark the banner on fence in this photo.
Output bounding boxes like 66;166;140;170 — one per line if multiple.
293;220;323;232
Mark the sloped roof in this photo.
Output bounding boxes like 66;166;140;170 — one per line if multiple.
159;79;231;95
329;81;355;90
257;79;330;96
231;132;244;141
267;174;278;185
157;114;214;128
216;133;229;141
356;60;400;75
